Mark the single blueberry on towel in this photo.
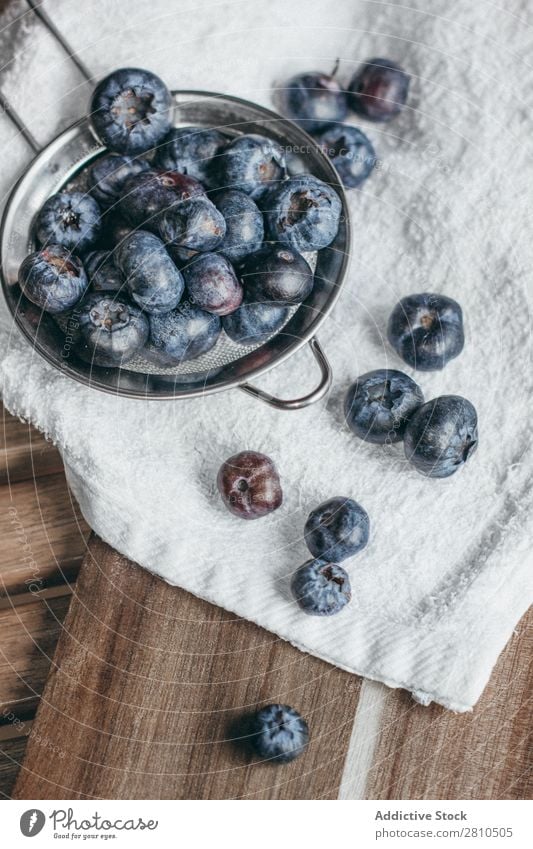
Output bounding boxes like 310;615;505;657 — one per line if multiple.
250;704;309;763
404;395;478;478
348;58;410;122
387;292;465;371
217;451;282;519
291;558;351;616
281;70;348;132
344;369;424;444
314;124;376;188
304;497;369;562
90;67;172;155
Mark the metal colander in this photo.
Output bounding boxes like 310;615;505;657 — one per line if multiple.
0;91;350;409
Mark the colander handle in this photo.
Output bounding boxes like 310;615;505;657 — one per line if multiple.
239;337;332;410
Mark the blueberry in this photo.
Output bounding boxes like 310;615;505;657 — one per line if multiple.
348;58;410;122
89;153;150;208
344;369;424;444
183;252;243;316
263;175;342;251
155;126;227;186
217;451;282;520
222;299;289;346
291;558;351;616
387;293;465;371
120;169;205;230
215;134;285;198
314;124;376;189
77;293;149;366
213;190;264;262
116;230;184;314
84;250;124;293
281;70;347;132
90;67;172;155
18;246;88;314
239;244;313;305
304;497;369;562
146;303;221;366
35;191;102;253
250;704;309;763
159;196;226;251
404;395;478;478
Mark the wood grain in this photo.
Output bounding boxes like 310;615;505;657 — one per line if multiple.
0;595;71;711
14;535;363;800
0;736;28;799
0;472;89;600
364;610;533;800
1;403;63;485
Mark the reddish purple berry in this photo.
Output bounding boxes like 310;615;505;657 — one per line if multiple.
217;451;283;520
348;58;409;122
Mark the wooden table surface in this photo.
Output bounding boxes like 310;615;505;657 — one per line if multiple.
0;0;531;800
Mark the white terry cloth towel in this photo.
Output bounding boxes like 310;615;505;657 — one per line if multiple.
1;0;532;712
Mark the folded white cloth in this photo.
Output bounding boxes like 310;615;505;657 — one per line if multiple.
1;0;532;711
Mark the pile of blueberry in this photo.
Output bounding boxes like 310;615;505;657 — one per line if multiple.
18;67;344;369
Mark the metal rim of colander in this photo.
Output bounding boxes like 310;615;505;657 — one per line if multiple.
0;91;351;405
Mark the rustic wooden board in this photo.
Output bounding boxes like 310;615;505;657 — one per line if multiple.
1;403;63;485
0;595;71;710
0;472;89;600
13;536;363;800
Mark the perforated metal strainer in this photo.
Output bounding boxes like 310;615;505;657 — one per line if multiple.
0;91;350;409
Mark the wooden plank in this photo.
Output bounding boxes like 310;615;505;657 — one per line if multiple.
363;609;532;800
0;736;28;799
0;595;71;711
0;472;89;600
1;403;63;485
13;536;362;800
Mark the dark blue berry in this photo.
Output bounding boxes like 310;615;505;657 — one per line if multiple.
239;244;313;305
215;134;285;198
348;58;410;122
89;153;150;208
120;169;205;230
281;71;347;132
344;369;424;444
116;230;184;314
84;250;124;293
314;124;376;188
404;395;478;478
77;293;149;366
263;175;342;251
146;302;221;366
35;191;102;253
250;704;309;763
182;252;242;315
90;67;172;155
304;497;369;562
159;196;226;251
18;246;88;314
387;293;465;371
291;558;351;616
213;190;264;262
222;300;289;346
155;126;227;186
